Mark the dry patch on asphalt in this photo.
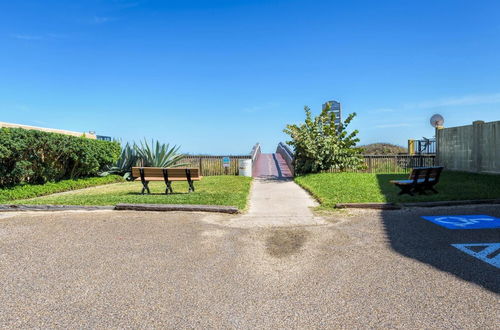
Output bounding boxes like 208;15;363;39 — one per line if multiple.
265;228;309;258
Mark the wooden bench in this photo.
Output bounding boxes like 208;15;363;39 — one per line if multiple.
131;167;201;194
390;166;444;196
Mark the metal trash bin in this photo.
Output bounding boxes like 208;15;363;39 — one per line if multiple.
238;159;252;177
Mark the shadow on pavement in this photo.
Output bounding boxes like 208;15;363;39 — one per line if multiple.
376;176;500;294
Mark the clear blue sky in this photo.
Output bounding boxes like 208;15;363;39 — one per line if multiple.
1;0;499;154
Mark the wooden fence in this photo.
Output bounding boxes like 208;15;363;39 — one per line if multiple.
178;155;251;176
324;155;436;174
178;154;435;176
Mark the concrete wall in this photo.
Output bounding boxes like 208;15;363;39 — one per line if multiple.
437;120;499;174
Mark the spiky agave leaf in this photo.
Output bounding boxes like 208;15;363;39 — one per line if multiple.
135;139;186;168
99;142;138;180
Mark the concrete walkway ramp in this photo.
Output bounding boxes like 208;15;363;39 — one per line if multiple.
223;178;325;228
253;153;293;179
215;153;326;228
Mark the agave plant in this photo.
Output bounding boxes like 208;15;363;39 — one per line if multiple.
99;142;138;180
135;139;186;168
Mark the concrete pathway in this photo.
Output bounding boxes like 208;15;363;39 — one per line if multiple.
222;153;326;227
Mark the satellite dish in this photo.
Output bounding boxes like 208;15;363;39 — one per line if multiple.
430;114;444;128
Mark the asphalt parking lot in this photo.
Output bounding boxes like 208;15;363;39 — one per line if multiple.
0;205;499;328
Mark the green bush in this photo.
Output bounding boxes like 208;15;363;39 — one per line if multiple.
0;175;124;203
100;139;185;180
283;104;363;174
0;128;121;187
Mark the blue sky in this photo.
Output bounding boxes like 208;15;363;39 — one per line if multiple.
1;0;499;154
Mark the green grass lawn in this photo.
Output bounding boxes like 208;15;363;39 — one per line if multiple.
10;176;253;210
295;171;500;208
0;175;124;203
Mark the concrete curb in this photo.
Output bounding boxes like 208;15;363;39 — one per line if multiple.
336;199;500;210
335;203;401;210
115;203;239;214
0;203;240;214
0;204;114;212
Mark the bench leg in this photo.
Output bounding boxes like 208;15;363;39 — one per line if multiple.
416;185;427;195
422;184;438;194
141;181;151;194
397;185;414;196
187;180;195;193
165;181;173;194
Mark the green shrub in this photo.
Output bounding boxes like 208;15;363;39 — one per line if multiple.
283;104;363;174
0;128;121;187
135;139;185;167
100;139;186;180
100;142;138;180
0;175;124;203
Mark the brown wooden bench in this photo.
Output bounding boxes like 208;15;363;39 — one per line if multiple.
131;167;201;194
390;166;444;196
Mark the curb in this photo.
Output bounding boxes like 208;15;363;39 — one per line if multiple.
115;203;239;214
0;203;240;214
0;204;114;212
335;203;401;210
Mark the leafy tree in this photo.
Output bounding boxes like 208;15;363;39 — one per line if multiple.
283;103;363;174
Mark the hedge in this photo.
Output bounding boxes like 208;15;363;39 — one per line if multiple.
0;128;121;187
0;175;124;203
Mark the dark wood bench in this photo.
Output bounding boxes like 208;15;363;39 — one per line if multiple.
390;166;444;196
131;167;201;194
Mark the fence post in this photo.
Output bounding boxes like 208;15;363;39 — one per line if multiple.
199;157;203;176
472;120;485;172
408;139;415;155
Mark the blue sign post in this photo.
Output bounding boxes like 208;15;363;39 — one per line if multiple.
222;156;230;175
421;215;500;229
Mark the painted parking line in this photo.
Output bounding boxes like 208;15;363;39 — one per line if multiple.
421;215;500;229
452;243;500;269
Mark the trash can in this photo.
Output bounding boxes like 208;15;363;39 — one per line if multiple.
238;159;252;177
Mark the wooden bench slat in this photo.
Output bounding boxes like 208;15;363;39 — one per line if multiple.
131;167;201;194
131;167;200;179
390;166;443;196
133;177;201;182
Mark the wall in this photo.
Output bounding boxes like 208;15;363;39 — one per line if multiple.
0;121;96;139
437;120;499;174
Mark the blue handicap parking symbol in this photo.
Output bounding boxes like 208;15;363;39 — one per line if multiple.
452;243;500;269
421;215;500;229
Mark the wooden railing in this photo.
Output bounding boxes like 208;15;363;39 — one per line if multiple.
178;155;251;176
324;155;436;174
274;143;437;174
